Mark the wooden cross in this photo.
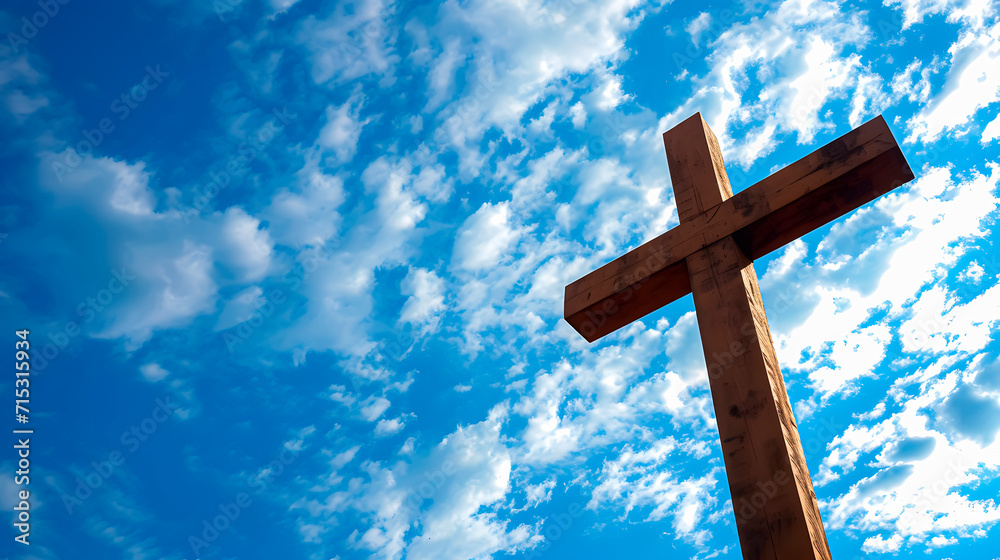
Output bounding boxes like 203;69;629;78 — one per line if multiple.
564;113;914;558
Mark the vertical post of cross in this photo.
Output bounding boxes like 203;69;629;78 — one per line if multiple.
663;113;832;559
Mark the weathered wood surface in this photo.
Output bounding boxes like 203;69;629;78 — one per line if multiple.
667;113;833;558
564;114;913;341
688;237;831;559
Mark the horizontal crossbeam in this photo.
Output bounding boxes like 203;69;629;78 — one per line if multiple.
564;115;914;341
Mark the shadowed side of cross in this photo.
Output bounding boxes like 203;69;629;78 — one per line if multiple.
563;113;914;559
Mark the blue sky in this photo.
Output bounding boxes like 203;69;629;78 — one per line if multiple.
1;0;999;558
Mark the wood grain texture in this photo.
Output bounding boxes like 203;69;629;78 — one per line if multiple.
663;112;733;222
563;115;914;340
687;237;831;559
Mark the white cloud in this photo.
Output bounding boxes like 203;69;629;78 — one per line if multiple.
299;522;325;543
513;322;715;472
284;425;317;452
361;397;389;422
519;478;556;510
374;416;405;436
361;397;391;422
269;0;300;11
398;267;446;332
215;286;265;331
687;12;712;45
527;101;557;136
26;152;311;350
899;283;1000;355
404;407;534;560
410;160;451;202
139;363;169;382
929;535;958;547
907;22;1000;143
325;406;533;559
884;0;994;29
216;207;274;282
264;158;345;248
276;150;428;360
849;71;891;127
593;72;631;111
424;38;466;110
409;115;423;134
862;533;902;553
399;437;415;455
299;0;399;85
96;240;218;351
331;445;361;469
569;101;587;129
982;112;1000;144
891;59;933;104
819;354;1000;547
318;91;369;164
6;89;48;117
770;163;1000;400
958;260;985;283
658;0;868;167
409;0;648;176
807;323;892;397
778;35;861;143
856;402;887;422
329;385;357;408
566;155;653;250
44;152;157;216
453;202;523;272
0;51;49;124
588;438;719;544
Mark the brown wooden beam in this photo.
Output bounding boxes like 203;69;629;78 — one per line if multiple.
564;115;913;341
687;236;832;559
663;113;733;222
